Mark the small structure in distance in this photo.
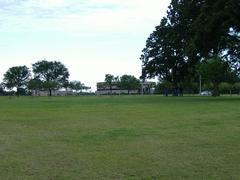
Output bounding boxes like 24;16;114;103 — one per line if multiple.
96;81;155;95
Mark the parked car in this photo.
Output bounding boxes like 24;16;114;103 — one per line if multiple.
200;91;212;96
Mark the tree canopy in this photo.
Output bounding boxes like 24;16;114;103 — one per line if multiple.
120;75;140;94
141;0;240;94
0;60;91;96
191;0;240;59
32;60;69;96
141;0;203;86
104;74;119;94
198;56;230;96
68;81;90;93
3;66;30;95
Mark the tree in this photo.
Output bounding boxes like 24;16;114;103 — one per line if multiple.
120;75;140;94
219;82;233;95
191;0;240;62
42;81;59;95
27;78;42;95
141;0;240;90
81;85;91;92
104;74;117;94
141;0;202;89
0;83;5;96
69;81;84;93
3;66;30;96
198;56;230;96
32;60;69;96
234;82;240;94
68;81;91;94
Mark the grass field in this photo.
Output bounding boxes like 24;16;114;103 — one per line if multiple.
0;95;239;179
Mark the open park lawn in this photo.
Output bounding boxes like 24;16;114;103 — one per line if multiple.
0;95;239;179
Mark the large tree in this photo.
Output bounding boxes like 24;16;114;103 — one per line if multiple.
191;0;240;58
141;0;202;88
3;66;30;95
32;60;69;96
0;83;5;95
120;75;140;94
141;0;240;88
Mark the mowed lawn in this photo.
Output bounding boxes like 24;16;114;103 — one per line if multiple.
0;96;239;179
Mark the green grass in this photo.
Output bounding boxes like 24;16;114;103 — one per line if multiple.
0;95;239;179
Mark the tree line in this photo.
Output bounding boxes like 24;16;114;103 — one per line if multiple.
103;74;141;95
0;60;90;96
141;0;240;96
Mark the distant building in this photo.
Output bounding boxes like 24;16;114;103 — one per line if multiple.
31;90;76;96
96;81;155;95
140;82;156;94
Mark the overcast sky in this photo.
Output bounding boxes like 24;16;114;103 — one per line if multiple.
0;0;171;91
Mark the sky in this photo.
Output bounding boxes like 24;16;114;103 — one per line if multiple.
0;0;171;91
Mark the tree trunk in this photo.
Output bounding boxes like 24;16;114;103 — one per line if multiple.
128;90;130;95
16;87;20;97
110;86;112;95
212;82;220;96
49;89;52;96
172;81;178;96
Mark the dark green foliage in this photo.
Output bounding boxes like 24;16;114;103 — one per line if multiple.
141;0;203;87
219;82;234;95
140;18;189;87
104;74;119;94
0;84;5;95
203;83;213;91
32;60;69;96
188;0;240;66
69;81;90;93
141;0;240;88
120;75;140;94
3;66;30;95
42;81;59;95
154;81;172;94
198;57;230;96
192;0;240;59
27;78;42;95
105;74;114;94
69;81;83;92
234;82;240;94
